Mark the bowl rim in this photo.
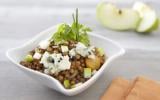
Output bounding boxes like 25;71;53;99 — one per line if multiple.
6;25;125;95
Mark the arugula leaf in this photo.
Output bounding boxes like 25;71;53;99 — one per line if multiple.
78;25;91;46
79;33;90;46
79;24;92;33
51;8;92;46
51;24;73;42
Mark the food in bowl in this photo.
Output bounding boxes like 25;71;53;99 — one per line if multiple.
20;9;106;89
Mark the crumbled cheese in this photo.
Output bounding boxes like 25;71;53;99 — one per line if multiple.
50;67;60;74
58;56;71;70
33;52;42;59
76;42;87;49
40;52;71;74
75;42;88;57
75;42;95;57
61;46;69;52
44;69;50;74
39;40;50;49
88;46;95;52
40;52;51;68
69;49;76;57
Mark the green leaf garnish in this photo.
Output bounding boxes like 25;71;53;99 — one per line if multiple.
50;8;91;46
51;24;73;43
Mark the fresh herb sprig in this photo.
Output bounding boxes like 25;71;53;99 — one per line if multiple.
72;9;79;41
51;8;91;46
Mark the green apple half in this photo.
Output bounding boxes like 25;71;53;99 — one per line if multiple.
96;2;140;30
133;2;159;32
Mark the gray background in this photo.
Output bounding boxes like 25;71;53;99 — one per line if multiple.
0;0;160;100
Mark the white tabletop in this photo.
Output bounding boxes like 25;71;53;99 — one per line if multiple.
0;0;160;100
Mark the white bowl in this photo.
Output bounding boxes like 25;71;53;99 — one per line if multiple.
6;25;125;96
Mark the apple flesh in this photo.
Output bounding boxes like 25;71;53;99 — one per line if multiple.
133;2;158;33
96;2;140;30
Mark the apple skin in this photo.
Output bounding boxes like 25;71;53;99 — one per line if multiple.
144;18;159;33
96;2;141;31
135;15;158;33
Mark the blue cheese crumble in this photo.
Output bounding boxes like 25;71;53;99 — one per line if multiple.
40;52;71;74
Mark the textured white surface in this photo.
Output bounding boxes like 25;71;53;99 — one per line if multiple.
1;0;160;100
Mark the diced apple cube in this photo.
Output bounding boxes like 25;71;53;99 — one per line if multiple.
24;54;33;62
63;80;70;89
84;68;92;78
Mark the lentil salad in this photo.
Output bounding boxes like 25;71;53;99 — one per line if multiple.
20;9;106;89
